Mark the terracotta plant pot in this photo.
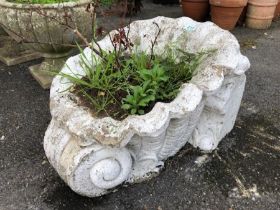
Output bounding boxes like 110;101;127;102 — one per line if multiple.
273;0;280;19
210;0;248;30
181;0;209;22
246;0;278;29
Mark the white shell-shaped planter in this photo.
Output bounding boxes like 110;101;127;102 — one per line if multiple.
44;17;250;197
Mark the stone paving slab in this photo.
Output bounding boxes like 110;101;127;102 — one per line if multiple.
0;35;41;66
0;1;280;210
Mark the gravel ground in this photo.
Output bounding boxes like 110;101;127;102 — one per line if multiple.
0;1;280;210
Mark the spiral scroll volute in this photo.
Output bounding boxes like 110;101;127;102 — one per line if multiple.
67;146;133;197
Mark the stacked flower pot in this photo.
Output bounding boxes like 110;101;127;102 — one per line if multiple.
246;0;279;29
181;0;210;22
210;0;248;30
180;0;280;30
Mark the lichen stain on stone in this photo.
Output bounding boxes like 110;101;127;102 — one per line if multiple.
215;66;224;77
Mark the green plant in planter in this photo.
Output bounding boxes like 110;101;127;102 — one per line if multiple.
51;9;215;119
122;83;156;115
59;30;215;119
122;63;169;114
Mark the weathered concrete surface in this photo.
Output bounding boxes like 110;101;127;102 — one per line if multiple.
0;0;92;55
0;1;280;209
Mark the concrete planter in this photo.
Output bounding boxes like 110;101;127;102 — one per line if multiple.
0;0;92;88
44;17;250;197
